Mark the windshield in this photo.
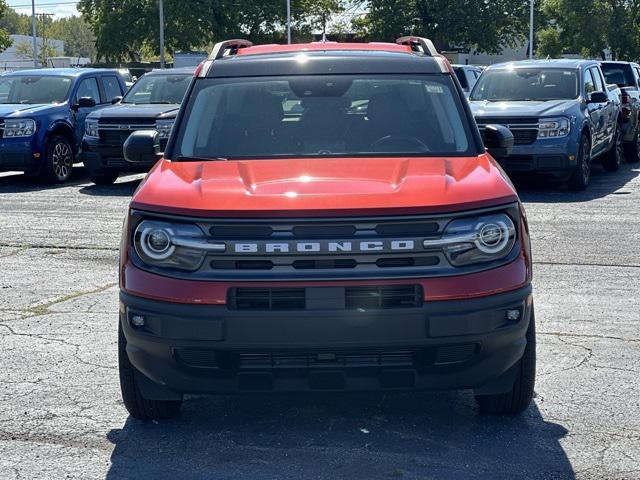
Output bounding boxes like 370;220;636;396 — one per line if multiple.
470;68;579;101
122;73;191;104
453;68;469;89
0;75;73;104
173;74;474;160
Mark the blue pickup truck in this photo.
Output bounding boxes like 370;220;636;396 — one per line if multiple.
470;60;622;190
0;68;127;183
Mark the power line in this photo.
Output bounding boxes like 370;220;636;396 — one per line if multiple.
8;1;78;8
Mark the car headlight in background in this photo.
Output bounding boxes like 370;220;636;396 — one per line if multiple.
423;213;517;266
2;119;36;137
538;117;570;139
84;119;99;139
134;220;225;271
155;119;175;140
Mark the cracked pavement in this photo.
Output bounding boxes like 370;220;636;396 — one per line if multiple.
0;163;639;480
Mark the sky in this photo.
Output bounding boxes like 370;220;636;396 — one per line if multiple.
8;0;79;18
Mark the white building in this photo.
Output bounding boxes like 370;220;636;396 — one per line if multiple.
0;34;66;71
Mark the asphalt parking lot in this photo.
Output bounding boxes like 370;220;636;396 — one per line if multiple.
0;162;639;480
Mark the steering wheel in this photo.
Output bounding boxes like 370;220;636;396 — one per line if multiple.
371;135;430;152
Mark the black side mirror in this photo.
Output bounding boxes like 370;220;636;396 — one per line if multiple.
587;91;608;103
483;124;514;159
76;96;97;109
111;96;123;105
124;130;162;164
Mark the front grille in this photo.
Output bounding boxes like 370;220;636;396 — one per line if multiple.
174;344;478;370
228;285;423;311
477;117;539;145
98;119;157;146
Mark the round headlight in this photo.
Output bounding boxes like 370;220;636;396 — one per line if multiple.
476;221;510;254
139;227;175;260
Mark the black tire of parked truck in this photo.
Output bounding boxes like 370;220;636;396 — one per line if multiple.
601;124;624;172
568;134;591;191
118;323;183;421
474;307;536;415
40;136;74;183
623;125;640;164
89;170;119;186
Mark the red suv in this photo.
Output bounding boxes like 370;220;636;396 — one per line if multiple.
118;38;535;420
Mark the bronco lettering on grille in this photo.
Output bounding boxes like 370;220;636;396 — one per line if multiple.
233;240;416;254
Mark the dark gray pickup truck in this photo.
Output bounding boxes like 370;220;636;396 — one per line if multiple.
601;61;640;163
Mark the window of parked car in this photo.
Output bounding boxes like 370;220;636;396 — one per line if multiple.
173;74;474;160
590;67;605;92
122;73;191;104
470;68;579;101
601;64;636;87
453;68;469;89
0;75;73;104
583;69;596;94
76;77;101;104
101;76;122;102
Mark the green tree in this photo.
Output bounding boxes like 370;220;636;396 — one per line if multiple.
353;0;529;54
0;5;31;35
47;16;97;60
0;0;12;52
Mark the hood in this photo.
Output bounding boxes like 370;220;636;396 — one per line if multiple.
0;103;65;118
131;156;518;218
89;103;180;120
470;99;580;119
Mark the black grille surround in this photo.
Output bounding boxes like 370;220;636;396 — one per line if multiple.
129;204;521;281
476;118;539;146
97;119;159;159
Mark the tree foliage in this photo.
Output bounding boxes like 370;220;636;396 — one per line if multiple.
0;0;12;52
353;0;530;54
538;0;640;60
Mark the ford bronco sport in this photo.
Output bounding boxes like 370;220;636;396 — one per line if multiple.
118;38;535;421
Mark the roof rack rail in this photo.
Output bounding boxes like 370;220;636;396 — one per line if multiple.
209;39;253;60
396;36;438;56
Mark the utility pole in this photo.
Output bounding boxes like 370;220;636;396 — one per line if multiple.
286;0;291;44
159;0;165;68
31;0;37;68
529;0;534;59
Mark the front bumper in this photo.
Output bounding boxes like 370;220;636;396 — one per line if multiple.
0;139;39;173
120;285;533;398
81;138;158;174
499;138;578;175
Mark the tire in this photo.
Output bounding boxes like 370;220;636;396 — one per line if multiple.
601;124;623;172
89;171;119;185
41;136;74;183
118;323;182;421
568;133;591;191
623;124;640;164
475;307;536;415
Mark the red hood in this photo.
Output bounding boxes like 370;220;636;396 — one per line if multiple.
131;155;518;217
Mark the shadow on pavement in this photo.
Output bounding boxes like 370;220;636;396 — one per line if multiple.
79;176;142;197
106;392;573;479
513;162;640;203
0;168;89;193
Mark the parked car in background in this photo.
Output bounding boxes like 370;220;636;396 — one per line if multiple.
470;60;623;190
81;67;195;185
118;68;136;89
601;61;640;163
452;64;483;95
0;68;127;182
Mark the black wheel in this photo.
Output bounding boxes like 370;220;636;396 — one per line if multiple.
41;136;74;183
623;124;640;164
89;171;119;185
475;307;536;415
118;323;182;421
601;124;623;172
568;133;591;191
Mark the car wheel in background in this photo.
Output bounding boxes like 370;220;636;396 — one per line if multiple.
568;134;591;191
41;136;74;183
89;171;119;186
475;306;536;415
623;125;640;164
601;125;623;172
118;323;183;421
